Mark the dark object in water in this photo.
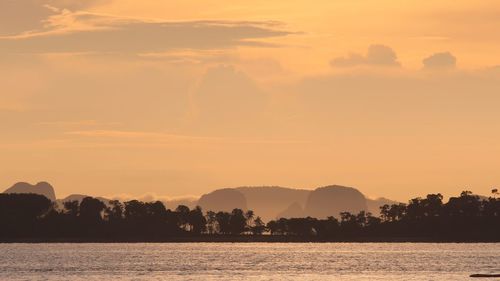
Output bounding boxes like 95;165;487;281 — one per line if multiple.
470;273;500;278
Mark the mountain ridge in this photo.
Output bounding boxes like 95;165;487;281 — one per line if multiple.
3;181;399;220
3;182;56;201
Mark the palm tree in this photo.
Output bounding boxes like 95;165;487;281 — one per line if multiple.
251;216;266;235
244;210;254;233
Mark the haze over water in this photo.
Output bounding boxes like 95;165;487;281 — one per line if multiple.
1;243;498;280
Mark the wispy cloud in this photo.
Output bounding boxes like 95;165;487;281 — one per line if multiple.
0;0;109;36
0;8;291;54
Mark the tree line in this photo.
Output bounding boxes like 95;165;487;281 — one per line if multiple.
267;191;499;240
0;195;266;240
0;190;498;241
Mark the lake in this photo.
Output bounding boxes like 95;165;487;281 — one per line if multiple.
0;243;498;280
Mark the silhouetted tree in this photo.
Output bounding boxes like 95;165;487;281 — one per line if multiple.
175;205;191;231
340;211;359;233
251;216;266;235
0;194;52;237
0;190;498;241
380;203;406;222
266;220;278;235
105;200;123;222
215;211;231;234
267;218;288;235
423;194;443;217
63;200;79;217
365;213;381;227
147;201;167;217
482;197;500;217
80;197;106;222
124;200;147;221
244;210;254;233
188;206;207;234
229;209;247;235
313;216;340;238
205;211;217;234
288;217;317;236
446;191;482;217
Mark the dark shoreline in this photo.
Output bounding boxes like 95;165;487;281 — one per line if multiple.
2;193;498;244
1;235;498;243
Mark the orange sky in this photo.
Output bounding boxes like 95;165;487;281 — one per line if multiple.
1;0;499;201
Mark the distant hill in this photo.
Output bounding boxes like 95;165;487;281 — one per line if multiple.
304;185;368;218
164;197;198;210
366;197;400;215
3;182;56;201
56;194;110;207
199;185;383;220
197;188;248;212
276;202;304;219
3;181;400;221
62;194;111;203
236;186;309;220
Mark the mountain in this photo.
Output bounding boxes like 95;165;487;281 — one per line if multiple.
61;194;111;203
164;198;198;210
276;202;305;219
3;181;399;221
3;182;56;201
366;197;400;215
236;186;309;220
197;188;248;212
304;185;368;218
198;185;377;220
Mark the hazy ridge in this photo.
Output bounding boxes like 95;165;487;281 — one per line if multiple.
3;181;397;220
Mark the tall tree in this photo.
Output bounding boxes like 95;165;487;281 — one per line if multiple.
188;206;207;234
229;209;247;235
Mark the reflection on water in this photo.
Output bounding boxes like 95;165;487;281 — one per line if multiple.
0;243;498;280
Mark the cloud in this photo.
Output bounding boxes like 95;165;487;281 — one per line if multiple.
0;8;291;53
47;0;111;11
0;0;108;36
0;1;52;36
331;45;400;68
422;52;457;70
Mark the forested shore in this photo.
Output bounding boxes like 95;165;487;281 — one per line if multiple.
1;191;498;242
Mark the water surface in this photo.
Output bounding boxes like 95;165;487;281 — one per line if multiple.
0;243;498;280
